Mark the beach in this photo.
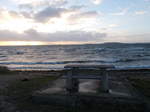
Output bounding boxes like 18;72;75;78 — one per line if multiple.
0;43;150;112
0;67;150;112
0;0;150;111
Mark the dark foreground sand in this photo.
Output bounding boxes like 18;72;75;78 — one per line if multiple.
0;69;150;112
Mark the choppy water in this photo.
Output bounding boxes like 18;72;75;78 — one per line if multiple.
0;43;150;70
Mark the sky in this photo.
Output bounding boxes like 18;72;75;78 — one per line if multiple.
0;0;150;45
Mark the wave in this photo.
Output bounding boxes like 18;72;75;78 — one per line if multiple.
0;58;150;65
0;55;7;58
9;66;63;70
116;58;150;62
116;65;150;70
0;60;110;65
16;51;25;55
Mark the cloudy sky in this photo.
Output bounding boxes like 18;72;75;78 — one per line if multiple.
0;0;150;45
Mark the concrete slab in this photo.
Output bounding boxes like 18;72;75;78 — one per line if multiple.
32;76;141;106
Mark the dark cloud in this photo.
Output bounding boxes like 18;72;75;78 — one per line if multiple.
0;29;107;42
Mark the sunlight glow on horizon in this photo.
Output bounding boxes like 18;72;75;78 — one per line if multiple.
0;41;46;46
0;41;105;46
0;41;81;46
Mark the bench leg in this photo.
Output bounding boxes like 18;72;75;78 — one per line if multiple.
66;70;79;94
101;72;109;92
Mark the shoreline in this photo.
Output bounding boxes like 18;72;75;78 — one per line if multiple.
8;68;150;77
6;65;150;71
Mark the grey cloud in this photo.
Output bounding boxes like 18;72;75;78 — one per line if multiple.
68;11;99;24
18;0;68;20
70;5;86;10
79;11;98;17
0;8;19;18
34;6;67;22
69;11;99;19
33;5;98;23
16;3;98;24
42;31;106;42
19;4;33;10
21;11;32;18
0;30;25;41
18;0;68;9
9;11;25;18
0;29;107;42
0;8;28;19
51;0;68;6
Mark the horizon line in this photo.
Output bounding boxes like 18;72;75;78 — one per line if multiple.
0;41;150;47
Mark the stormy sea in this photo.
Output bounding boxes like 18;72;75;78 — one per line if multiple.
0;43;150;70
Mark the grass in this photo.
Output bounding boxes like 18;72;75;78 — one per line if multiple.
0;66;12;74
0;66;20;75
128;77;150;98
6;75;65;112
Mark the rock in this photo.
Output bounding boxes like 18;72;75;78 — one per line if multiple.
21;78;29;81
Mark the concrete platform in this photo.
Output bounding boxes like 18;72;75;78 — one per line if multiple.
32;76;143;106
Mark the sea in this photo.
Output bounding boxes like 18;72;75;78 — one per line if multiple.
0;43;150;71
